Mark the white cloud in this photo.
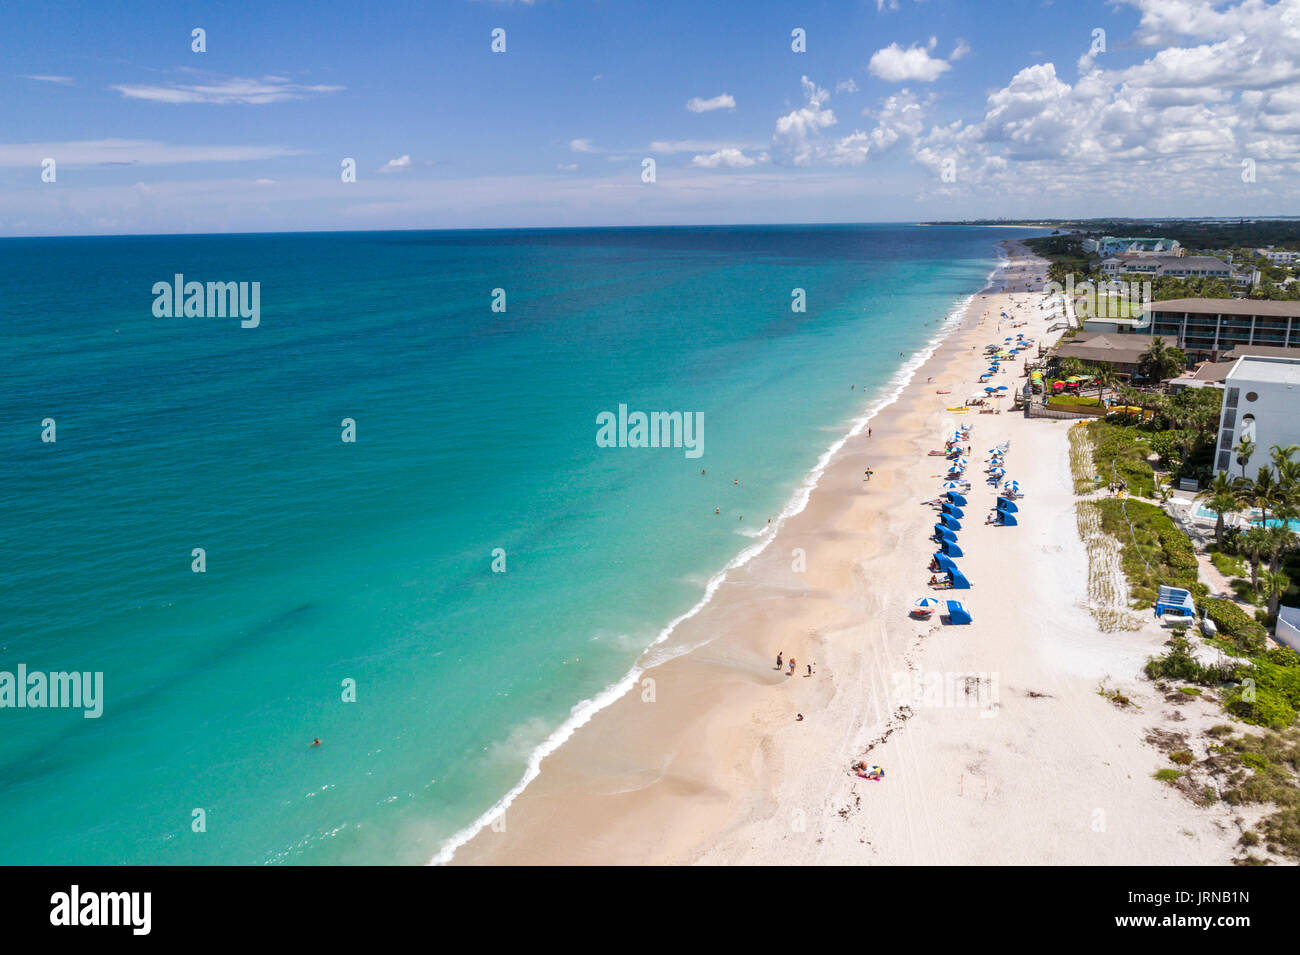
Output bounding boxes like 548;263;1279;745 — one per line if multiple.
378;155;412;173
836;78;860;94
23;75;74;85
557;162;578;170
649;139;765;154
110;73;343;104
254;178;275;185
686;93;736;113
868;41;955;83
772;76;839;165
0;139;303;167
570;138;595;152
690;148;766;168
951;39;971;62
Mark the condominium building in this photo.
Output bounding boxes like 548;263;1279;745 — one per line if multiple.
1214;355;1300;474
1141;298;1300;360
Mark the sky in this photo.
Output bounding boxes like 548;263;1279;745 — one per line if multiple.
3;0;1300;236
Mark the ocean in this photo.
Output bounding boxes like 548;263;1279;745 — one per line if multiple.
0;223;1042;864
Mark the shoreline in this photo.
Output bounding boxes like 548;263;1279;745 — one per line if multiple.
431;246;1007;865
445;240;1243;866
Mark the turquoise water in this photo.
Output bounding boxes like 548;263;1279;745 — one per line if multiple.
0;225;1038;864
1195;505;1300;532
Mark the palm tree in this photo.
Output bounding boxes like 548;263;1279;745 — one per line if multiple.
1252;466;1281;525
1260;567;1291;621
1240;526;1272;593
1266;523;1296;574
1196;472;1243;547
1093;362;1119;403
1235;437;1256;479
1139;336;1186;382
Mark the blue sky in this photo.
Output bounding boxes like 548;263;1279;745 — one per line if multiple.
3;0;1299;235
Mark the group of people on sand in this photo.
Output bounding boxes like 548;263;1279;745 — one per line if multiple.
775;651;813;677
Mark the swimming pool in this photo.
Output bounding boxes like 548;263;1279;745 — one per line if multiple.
1195;505;1300;532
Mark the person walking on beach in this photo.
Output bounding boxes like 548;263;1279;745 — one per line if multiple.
776;652;783;670
806;663;813;677
788;657;797;676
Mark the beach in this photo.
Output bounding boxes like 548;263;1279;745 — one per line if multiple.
448;241;1245;866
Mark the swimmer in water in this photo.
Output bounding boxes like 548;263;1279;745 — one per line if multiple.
715;507;720;514
312;738;321;747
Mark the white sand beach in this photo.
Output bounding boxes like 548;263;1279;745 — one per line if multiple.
449;242;1246;866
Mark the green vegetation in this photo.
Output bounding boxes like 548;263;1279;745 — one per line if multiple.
1094;498;1199;608
1211;550;1247;578
1079;420;1157;498
1225;659;1300;729
1144;635;1234;685
1023;235;1097;284
1203;597;1268;654
1047;394;1104;409
1154;768;1185;783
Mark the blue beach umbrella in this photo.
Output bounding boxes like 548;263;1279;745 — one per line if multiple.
990;466;1006;476
996;385;1008;391
941;481;963;489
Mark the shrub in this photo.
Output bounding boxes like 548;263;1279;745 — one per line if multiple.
1202;597;1268;654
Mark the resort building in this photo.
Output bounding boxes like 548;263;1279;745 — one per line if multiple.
1083;236;1181;257
1142;298;1300;360
1051;333;1150;378
1097;254;1249;285
1213;355;1300;474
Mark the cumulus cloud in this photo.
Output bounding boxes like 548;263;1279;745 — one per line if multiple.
868;39;955;83
902;0;1300;203
378;155;412;173
836;78;860;94
772;76;839;165
569;138;595;152
686;93;736;113
690;148;766;168
110;73;343;104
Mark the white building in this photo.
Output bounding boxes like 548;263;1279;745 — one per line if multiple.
1215;355;1300;474
1086;236;1182;257
1256;247;1300;266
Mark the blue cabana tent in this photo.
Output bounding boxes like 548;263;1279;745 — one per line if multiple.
939;539;963;557
947;568;971;589
1154;586;1196;618
946;492;967;506
996;497;1019;513
941;515;962;531
932;552;959;575
941;503;964;519
996;512;1018;526
945;600;973;625
934;525;957;542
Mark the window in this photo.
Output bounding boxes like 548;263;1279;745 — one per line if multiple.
1246;391;1259;402
1218;450;1232;472
1226;387;1239;408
